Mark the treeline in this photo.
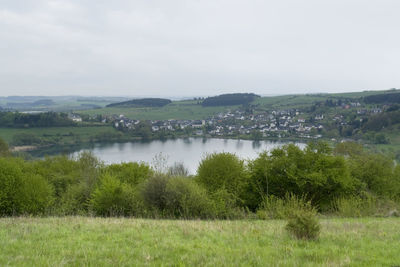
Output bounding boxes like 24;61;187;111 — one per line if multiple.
106;98;172;108
1;139;399;218
364;92;400;104
0;112;75;128
361;109;400;132
201;93;260;107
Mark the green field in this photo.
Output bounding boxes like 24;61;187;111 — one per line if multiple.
0;126;117;144
80;100;241;120
0;217;399;266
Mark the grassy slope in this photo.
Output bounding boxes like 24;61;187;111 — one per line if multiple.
0;126;117;143
79;90;393;121
80;100;240;120
0;217;399;266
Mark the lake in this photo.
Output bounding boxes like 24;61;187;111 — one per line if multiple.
70;138;305;174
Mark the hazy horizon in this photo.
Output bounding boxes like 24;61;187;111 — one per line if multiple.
1;0;399;96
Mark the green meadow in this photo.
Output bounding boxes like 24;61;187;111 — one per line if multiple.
0;217;399;266
79;100;240;120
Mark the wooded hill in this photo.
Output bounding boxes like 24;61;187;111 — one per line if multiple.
201;93;260;107
106;98;172;108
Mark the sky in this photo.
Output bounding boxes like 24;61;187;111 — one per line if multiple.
0;0;399;97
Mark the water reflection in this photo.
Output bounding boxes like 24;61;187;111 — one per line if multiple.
29;138;305;174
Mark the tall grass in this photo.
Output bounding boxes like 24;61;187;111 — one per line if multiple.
256;193;316;219
333;195;400;217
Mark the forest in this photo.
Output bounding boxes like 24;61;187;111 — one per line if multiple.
201;93;260;107
364;92;400;104
106;98;172;108
0;112;75;128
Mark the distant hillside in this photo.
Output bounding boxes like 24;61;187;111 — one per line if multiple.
364;91;400;104
106;98;172;108
202;93;260;107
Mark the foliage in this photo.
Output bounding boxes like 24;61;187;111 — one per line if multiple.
0;157;54;216
0;111;74;128
247;143;354;211
364;92;400;104
285;209;321;240
167;162;189;177
141;175;169;212
0;137;9;156
257;194;315;220
90;174;135;216
164;177;214;219
334;195;400;217
104;162;153;187
0;157;26;215
106;98;172;108
197;152;248;205
20;174;54;215
202;93;260;107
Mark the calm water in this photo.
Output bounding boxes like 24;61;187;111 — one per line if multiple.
71;138;305;174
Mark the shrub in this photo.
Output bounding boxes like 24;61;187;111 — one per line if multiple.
285;210;321;240
197;152;247;204
0;158;25;215
164;177;214;219
140;175;169;212
58;183;90;215
20;174;54;215
104;162;153;187
209;188;247;219
257;194;315;220
90;174;134;216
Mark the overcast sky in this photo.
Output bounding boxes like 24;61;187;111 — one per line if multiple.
0;0;399;97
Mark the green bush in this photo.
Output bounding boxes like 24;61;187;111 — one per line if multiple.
197;152;247;204
247;143;355;211
257;194;315;220
20;174;54;215
285;210;321;240
140;175;169;212
90;174;135;216
104;162;153;187
0;158;26;215
209;188;248;219
164;177;214;219
58;183;90;215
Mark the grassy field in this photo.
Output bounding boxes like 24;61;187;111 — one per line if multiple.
80;100;240;120
0;217;399;266
0;126;117;144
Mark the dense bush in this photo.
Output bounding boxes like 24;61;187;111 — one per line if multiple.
141;175;169;213
247;143;354;211
0;157;54;216
164;177;214;219
0;157;26;216
20;174;54;215
285;209;321;240
197;152;248;205
104;162;153;187
90;174;135;216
